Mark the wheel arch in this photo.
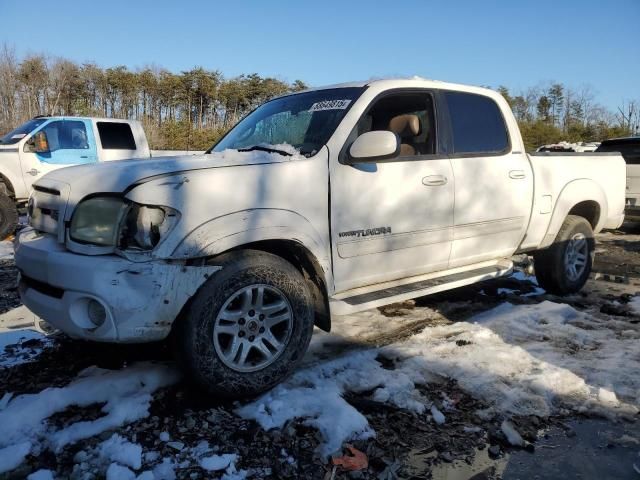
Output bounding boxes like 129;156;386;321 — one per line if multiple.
538;179;606;249
168;209;333;332
225;239;331;332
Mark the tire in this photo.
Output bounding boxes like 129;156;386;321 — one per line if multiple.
0;192;18;240
533;215;595;295
173;249;315;398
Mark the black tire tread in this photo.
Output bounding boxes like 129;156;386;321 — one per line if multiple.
533;215;594;295
173;249;314;399
0;192;18;240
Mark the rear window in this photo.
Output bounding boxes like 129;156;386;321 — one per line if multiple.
97;122;136;150
596;140;640;165
445;91;509;155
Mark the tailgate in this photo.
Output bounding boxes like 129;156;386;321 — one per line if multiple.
626;164;640;196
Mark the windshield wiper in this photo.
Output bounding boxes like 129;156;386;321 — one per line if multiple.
237;145;293;157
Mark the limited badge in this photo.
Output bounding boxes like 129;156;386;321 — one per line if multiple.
309;99;352;111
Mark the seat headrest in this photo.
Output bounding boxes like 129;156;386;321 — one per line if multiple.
388;114;421;138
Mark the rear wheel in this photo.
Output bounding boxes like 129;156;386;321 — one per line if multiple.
0;192;18;240
173;250;314;398
533;215;594;295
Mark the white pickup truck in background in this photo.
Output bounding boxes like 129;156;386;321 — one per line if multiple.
15;78;626;398
0;116;201;238
596;137;640;220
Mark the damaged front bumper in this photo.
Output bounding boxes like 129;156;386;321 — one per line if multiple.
14;228;219;343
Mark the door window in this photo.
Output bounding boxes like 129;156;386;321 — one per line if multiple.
444;91;509;154
356;92;437;157
41;120;90;152
97;122;137;150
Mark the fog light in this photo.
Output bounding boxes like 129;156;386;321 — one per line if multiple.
87;299;107;328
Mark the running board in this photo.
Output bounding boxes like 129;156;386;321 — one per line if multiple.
330;260;513;316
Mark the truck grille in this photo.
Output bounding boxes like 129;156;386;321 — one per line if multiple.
29;182;69;237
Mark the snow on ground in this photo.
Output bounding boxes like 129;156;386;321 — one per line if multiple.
71;436;246;480
239;300;640;454
0;306;52;367
628;296;640;314
0;362;180;474
0;240;13;260
1;290;639;474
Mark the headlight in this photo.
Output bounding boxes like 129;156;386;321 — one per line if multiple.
69;197;129;246
69;196;179;250
119;203;179;250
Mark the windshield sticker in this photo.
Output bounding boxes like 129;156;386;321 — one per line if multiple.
11;134;26;139
309;99;352;111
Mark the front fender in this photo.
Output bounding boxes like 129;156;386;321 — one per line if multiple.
539;179;607;249
169;208;331;273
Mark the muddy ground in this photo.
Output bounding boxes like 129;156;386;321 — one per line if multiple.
1;226;639;479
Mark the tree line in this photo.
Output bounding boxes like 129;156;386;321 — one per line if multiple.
0;45;638;151
496;84;638;151
0;45;306;150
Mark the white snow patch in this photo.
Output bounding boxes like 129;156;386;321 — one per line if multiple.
628;296;640;314
27;469;55;480
152;458;176;480
106;463;136;480
0;240;13;260
200;453;237;471
98;434;143;470
0;392;13;410
0;306;52;367
241;300;640;455
431;406;446;425
598;388;619;405
0;328;49;367
0;363;179;473
500;419;525;446
0;441;31;474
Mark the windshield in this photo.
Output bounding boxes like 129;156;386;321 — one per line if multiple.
0;118;48;145
211;87;365;157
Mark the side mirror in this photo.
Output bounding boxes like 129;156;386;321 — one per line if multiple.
348;131;400;163
33;131;49;153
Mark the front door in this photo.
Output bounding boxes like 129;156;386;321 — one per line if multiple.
19;118;97;191
330;90;455;293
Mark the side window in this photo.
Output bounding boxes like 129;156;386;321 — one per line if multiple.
41;120;89;151
445;92;509;154
356;92;437;156
97;122;136;150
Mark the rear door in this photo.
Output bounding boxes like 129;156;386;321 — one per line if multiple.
444;91;533;268
19;118;97;191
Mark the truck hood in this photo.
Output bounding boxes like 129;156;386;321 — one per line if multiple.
36;149;300;205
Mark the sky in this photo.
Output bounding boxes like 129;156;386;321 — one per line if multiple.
1;0;638;110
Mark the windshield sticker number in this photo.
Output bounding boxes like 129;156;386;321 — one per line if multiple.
309;99;352;111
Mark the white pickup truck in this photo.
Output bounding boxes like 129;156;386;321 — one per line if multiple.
0;117;199;238
15;78;625;397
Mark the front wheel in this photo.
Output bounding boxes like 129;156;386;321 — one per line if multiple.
173;250;315;398
533;215;595;295
0;192;18;240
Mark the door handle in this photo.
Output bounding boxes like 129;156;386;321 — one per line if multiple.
26;168;40;176
509;170;526;179
422;175;448;186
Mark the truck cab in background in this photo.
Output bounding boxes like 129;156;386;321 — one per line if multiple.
0;117;151;238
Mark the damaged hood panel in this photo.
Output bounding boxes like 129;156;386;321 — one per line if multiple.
37;149;298;207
